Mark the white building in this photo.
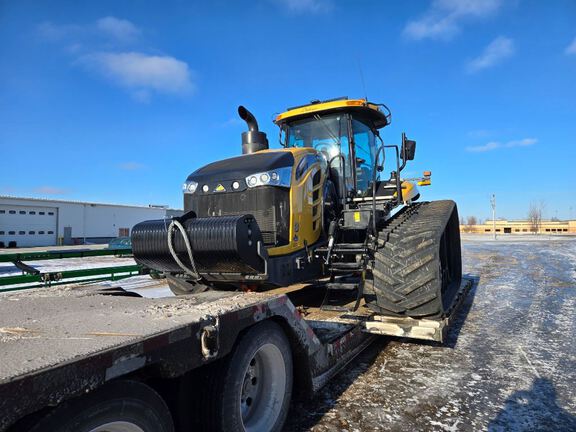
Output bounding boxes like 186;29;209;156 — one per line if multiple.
0;196;182;248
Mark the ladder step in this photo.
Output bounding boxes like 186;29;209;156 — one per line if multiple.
331;262;363;270
330;268;362;274
331;248;365;254
320;280;365;312
334;243;365;249
326;282;359;291
316;243;366;254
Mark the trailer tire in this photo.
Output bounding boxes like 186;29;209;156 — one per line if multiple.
24;380;173;432
200;320;293;432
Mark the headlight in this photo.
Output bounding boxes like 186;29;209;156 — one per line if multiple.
183;181;198;194
245;166;292;188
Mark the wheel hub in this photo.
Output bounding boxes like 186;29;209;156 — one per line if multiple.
88;421;145;432
238;343;286;432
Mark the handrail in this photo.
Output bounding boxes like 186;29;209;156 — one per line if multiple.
370;144;402;237
328;153;348;208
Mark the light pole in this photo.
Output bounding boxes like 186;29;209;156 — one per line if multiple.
490;194;496;240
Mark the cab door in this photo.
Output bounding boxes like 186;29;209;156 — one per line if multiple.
350;118;378;197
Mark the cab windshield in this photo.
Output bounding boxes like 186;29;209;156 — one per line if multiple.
285;114;348;158
285;114;353;190
284;114;378;196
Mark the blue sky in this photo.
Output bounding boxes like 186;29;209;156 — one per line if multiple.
1;0;575;221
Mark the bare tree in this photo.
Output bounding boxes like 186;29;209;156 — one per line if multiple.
528;202;544;234
467;216;478;226
461;216;478;233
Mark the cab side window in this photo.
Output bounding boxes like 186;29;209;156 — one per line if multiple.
352;119;377;195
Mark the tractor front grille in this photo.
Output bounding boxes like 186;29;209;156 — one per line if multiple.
185;186;290;247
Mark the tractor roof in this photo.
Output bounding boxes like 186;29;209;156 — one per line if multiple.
274;97;391;129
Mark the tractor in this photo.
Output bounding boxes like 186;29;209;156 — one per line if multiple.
132;97;461;318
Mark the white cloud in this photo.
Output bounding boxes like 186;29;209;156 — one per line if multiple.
466;137;537;152
80;52;194;99
38;18;195;101
466;36;514;73
404;0;502;41
34;186;68;195
504;138;537;148
565;37;576;55
466;141;500;152
118;162;146;170
273;0;332;14
38;17;141;45
96;17;141;43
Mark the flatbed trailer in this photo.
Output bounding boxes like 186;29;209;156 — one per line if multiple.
0;276;472;432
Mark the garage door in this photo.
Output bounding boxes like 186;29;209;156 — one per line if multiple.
0;205;58;247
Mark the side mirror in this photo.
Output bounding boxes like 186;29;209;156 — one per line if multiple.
401;133;416;161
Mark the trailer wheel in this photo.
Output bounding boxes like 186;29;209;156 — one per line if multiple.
201;320;293;432
25;380;173;432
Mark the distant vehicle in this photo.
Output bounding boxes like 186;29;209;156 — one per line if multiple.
107;236;132;250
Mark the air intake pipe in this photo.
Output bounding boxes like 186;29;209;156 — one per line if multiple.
239;105;269;154
131;214;266;274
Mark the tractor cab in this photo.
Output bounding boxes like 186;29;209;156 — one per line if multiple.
275;97;422;208
275;98;391;200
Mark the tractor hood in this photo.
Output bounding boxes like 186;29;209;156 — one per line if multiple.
185;150;295;193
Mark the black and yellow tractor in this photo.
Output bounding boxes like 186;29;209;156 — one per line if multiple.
132;97;461;318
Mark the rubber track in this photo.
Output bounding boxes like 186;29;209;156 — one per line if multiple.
367;200;462;318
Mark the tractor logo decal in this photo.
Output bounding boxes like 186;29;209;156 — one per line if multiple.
214;184;226;192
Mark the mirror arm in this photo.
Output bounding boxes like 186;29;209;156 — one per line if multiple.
399;132;408;172
371;143;386;236
382;145;403;205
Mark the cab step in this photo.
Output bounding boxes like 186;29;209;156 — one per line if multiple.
320;276;364;312
330;262;363;270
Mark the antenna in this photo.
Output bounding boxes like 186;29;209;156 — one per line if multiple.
356;57;368;101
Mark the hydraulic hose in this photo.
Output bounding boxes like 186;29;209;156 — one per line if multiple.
167;219;201;280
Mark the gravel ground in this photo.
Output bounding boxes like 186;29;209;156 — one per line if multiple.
286;236;576;431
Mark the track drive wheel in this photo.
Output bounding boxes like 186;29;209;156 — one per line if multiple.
368;200;462;318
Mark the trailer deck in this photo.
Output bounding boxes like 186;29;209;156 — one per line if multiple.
0;277;374;430
0;275;473;431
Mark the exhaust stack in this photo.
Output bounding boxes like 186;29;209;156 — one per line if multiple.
238;105;269;154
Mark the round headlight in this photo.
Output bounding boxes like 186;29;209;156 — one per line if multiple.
247;176;257;187
271;172;278;181
187;182;198;193
232;181;240;190
260;173;270;183
202;184;209;193
182;183;188;191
